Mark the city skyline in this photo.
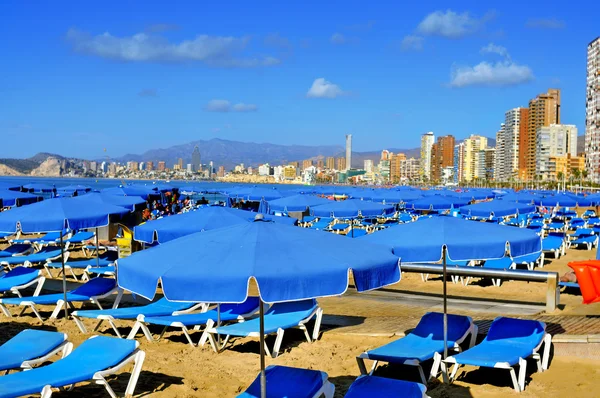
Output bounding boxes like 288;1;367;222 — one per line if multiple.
2;2;598;159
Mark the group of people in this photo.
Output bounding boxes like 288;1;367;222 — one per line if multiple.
141;192;214;221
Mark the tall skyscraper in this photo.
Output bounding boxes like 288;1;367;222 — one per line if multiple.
420;132;435;180
336;157;346;171
524;89;561;180
191;145;201;172
363;159;374;173
454;143;464;183
585;37;600;182
390;152;406;183
430;135;455;181
302;159;313;170
157;161;166;172
345;134;352;171
177;158;183;169
494;108;527;182
462;135;488;182
536;124;578;180
317;159;324;169
326;157;335;170
493;124;506;181
146;161;154;171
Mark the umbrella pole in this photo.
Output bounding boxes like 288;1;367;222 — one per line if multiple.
95;228;100;268
442;245;448;383
259;299;266;398
60;231;68;319
217;304;221;346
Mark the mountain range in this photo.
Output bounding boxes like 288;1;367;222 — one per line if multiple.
113;137;496;169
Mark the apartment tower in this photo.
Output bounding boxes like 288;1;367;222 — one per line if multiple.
585;37;600;182
420;132;435;180
345;134;352;171
430;135;455;182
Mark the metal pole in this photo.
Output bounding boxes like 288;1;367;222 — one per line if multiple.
217;303;221;346
60;231;68;319
259;299;266;398
442;246;448;358
95;227;100;268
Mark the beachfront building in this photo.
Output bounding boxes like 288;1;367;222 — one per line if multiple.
283;165;296;180
258;163;271;176
336;157;346;171
302;159;313;170
585;37;600;182
157;161;166;172
390;152;406;183
462;135;488;182
504;108;527;181
345;134;352;171
536;124;578;181
430;135;455;182
191;145;201;172
420;132;434;181
453;143;464;183
364;159;374;173
551;153;586;181
493;124;506;181
400;157;419;182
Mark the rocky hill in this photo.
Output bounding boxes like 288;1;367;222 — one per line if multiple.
0;153;66;176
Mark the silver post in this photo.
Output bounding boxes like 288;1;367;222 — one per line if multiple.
217;303;221;346
95;228;100;268
442;245;448;382
259;299;266;398
60;231;68;319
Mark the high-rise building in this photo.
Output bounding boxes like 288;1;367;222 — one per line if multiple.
209;161;214;178
585;37;600;182
420;132;435;180
89;161;97;172
430;135;455;182
146;161;154;171
390;153;406;183
495;107;528;181
283;165;296;179
317;159;324;169
326;157;335;170
524;89;561;180
217;166;225;177
364;159;374;173
345;134;352;171
476;148;496;181
177;158;184;169
157;161;166;172
191;146;201;172
380;150;390;161
302;159;313;170
378;159;390;181
400;157;420;182
536;124;578;180
462;135;488;182
453;143;464;183
493;124;506;181
336;157;346;171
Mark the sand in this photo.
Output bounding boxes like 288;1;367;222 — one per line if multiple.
2;226;600;396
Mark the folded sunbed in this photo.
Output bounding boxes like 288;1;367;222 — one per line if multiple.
0;329;72;372
345;375;428;398
207;299;322;358
0;335;145;398
239;365;335;398
0;244;32;258
357;312;476;384
443;317;551;392
130;297;260;347
0;267;45;298
0;247;65;269
0;277;121;322
72;297;203;338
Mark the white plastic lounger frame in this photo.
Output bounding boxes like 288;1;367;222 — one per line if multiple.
356;322;478;385
442;332;552;392
0;286;123;323
0;251;68;271
39;336;145;398
206;305;323;358
128;304;256;347
2;270;46;299
19;339;73;372
74;303;208;339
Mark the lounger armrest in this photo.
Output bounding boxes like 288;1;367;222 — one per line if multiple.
172;302;208;315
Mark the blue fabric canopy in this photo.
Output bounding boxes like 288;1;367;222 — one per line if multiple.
311;199;395;218
101;186;160;200
0;182;21;191
76;193;146;212
370;190;423;204
498;192;540;204
119;219;401;303
22;183;55;192
134;207;297;244
409;196;463;211
228;187;283;201
0;195;130;233
359;216;541;262
459;201;537;218
538;194;591;208
267;194;331;213
0;190;42;207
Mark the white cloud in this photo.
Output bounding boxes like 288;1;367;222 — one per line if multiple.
205;100;258;112
66;28;280;67
264;33;291;49
232;103;258;112
401;35;424;51
526;18;565;29
480;43;509;58
417;10;490;38
306;78;346;99
330;33;346;45
449;61;534;88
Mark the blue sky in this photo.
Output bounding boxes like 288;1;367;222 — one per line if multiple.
1;1;598;159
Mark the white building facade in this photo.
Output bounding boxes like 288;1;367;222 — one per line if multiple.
586;37;600;182
536;124;578;180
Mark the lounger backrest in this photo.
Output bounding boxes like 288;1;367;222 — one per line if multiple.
266;299;317;318
485;317;545;346
220;296;261;315
412;312;472;342
71;278;116;296
1;244;31;255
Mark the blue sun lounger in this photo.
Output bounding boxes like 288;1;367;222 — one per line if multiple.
309;218;333;231
72;297;203;338
44;254;116;280
512;252;544;270
0;247;64;270
0;277;121;322
0;335;145;398
559;281;580;291
443;317;551;392
0;329;72;372
63;231;95;250
0;267;45;298
572;235;599;250
0;244;32;258
482;257;515;286
357;312;476;384
129;297;261;347
345;376;427;398
9;231;64;246
239;365;335;398
542;234;565;258
207;299;323;358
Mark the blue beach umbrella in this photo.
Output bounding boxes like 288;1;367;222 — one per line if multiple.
410;196;464;211
266;194;331;213
360;216;541;361
133;207;297;244
101;186;160;200
0;190;42;207
370;190;423;204
311;199;395;218
22;183;55;193
118;218;400;398
0;182;22;191
77;193;146;212
538;194;591;208
459;201;537;218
